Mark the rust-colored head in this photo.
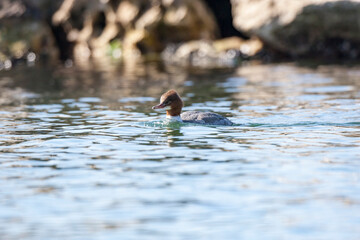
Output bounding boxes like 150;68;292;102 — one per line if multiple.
152;89;184;116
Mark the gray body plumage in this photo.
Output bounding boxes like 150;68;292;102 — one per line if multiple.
180;111;233;126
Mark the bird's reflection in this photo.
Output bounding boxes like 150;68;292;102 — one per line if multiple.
165;127;184;147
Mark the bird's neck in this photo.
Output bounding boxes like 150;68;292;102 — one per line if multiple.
166;105;182;122
166;114;182;122
166;106;182;117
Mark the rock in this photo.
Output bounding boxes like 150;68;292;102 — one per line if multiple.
0;19;58;66
0;0;25;18
213;37;263;56
123;29;146;58
135;5;162;31
0;0;59;68
52;0;219;59
116;0;141;28
161;39;242;69
231;0;360;58
162;0;219;41
161;36;263;68
90;5;119;49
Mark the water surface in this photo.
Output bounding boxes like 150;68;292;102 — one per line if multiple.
0;62;360;240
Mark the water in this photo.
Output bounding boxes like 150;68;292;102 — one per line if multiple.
0;61;360;240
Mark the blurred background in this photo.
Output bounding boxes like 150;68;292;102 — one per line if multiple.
1;0;359;70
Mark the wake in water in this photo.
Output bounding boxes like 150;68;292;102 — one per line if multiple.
140;120;185;128
139;119;236;128
140;120;360;128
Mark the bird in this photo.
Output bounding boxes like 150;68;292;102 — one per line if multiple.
152;89;233;126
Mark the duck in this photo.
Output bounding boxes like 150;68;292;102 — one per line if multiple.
152;89;233;126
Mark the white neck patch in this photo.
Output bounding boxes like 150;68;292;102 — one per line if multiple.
166;115;182;122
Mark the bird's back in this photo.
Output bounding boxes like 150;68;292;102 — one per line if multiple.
181;111;233;126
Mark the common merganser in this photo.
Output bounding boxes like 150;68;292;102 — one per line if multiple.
152;90;233;126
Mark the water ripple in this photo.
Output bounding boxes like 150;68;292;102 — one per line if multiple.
0;63;360;240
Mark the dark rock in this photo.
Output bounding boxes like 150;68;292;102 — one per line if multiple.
203;0;247;39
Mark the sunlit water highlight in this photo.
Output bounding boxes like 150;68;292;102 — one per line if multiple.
0;62;360;240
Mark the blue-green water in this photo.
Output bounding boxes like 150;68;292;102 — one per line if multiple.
0;62;360;240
